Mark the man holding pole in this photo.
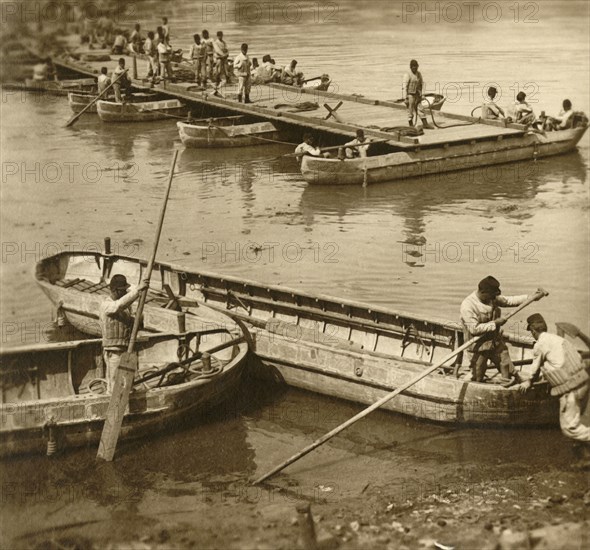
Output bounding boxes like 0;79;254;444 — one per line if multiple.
518;314;590;464
99;275;148;392
112;58;130;103
460;276;545;386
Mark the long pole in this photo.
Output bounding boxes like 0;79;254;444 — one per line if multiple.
253;290;547;484
97;149;179;461
65;69;129;127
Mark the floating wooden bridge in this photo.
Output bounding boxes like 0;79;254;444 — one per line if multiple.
41;47;532;150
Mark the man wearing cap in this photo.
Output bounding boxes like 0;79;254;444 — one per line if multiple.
460;276;539;386
518;314;589;450
99;275;148;392
403;60;434;130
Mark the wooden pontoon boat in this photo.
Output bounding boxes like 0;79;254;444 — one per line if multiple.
177;116;281;148
96;98;187;122
301;122;588;185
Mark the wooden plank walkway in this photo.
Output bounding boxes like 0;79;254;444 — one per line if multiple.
50;46;528;149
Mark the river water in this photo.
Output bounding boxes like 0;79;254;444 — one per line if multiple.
0;0;589;545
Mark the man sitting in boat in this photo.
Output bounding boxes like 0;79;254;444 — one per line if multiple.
111;58;130;102
97;66;111;94
111;31;128;55
295;133;327;164
517;313;590;466
544;99;575;131
481;86;505;120
281;60;304;86
99;275;148;392
511;91;536;126
253;55;276;84
460;276;543;387
344;129;371;159
32;57;57;81
403;59;434;130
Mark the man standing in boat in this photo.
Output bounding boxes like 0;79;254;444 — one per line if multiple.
234;43;252;103
460;276;542;387
518;314;590;466
403;60;434;130
97;67;111;94
99;275;148;393
112;58;130;103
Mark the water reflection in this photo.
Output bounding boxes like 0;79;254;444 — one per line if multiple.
299;151;588;241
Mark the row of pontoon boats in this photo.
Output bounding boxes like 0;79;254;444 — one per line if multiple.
13;70;588;186
1;247;589;457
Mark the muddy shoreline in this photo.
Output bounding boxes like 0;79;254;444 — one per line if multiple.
10;461;588;549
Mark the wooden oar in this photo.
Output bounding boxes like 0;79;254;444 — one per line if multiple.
65;69;128;127
302;75;323;84
253;289;548;484
97;149;179;461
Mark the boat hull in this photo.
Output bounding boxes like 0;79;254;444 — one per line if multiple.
97;99;188;122
177;120;280;148
301;126;588;185
250;330;556;426
67;91;97;113
32;251;566;427
24;78;96;96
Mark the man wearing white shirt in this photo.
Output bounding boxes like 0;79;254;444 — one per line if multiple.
460;276;541;386
234;43;252;103
482;86;505;120
295;133;325;165
344;129;371;158
518;314;589;462
213;31;229;93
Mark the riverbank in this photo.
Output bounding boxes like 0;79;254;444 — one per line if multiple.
11;456;588;549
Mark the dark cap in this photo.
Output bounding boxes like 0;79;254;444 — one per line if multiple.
410;59;419;66
478;275;501;295
109;274;130;291
526;313;546;330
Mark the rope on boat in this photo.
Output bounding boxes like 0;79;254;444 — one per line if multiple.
424;96;479;129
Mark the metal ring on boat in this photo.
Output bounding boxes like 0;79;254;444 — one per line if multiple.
354;366;363;377
87;378;108;394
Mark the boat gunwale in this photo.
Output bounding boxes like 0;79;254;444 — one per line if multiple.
35;251;535;346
